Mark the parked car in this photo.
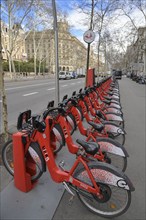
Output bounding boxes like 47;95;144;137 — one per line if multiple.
69;71;78;79
59;71;72;80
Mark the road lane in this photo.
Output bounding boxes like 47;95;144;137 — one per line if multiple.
2;78;85;130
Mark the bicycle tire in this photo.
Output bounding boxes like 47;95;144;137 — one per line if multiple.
52;124;65;154
66;113;76;135
73;163;131;218
105;152;127;172
2;140;44;181
76;106;84;121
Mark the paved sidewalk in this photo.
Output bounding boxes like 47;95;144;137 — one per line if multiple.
0;77;145;220
52;77;146;220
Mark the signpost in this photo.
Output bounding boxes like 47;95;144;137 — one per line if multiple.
83;30;95;85
83;30;95;44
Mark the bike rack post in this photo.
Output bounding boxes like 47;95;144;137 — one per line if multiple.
13;132;37;192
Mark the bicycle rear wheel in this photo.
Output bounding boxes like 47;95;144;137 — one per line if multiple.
2;140;44;181
108;132;125;145
73;164;131;218
105;152;127;172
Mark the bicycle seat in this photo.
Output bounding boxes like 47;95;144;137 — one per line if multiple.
88;121;105;132
76;139;99;155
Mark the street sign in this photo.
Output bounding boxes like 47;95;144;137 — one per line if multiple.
83;30;95;44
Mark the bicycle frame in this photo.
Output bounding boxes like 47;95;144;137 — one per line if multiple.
26;116;102;195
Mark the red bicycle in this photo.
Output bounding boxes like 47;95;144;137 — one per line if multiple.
67;91;125;145
54;97;128;171
2;108;135;217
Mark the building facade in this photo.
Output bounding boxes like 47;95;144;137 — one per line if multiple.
1;21;27;61
125;27;146;74
25;20;97;73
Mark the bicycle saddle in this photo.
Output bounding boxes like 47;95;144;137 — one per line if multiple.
76;139;99;155
88;121;105;132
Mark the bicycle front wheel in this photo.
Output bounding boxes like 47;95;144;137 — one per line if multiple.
2;140;44;181
74;164;131;218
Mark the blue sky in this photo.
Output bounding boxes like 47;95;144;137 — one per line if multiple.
56;0;89;44
1;0;145;49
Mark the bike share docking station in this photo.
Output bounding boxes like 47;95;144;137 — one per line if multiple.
12;110;38;192
13;132;37;192
12;69;95;193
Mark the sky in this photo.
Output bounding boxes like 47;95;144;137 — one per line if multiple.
1;0;145;51
56;0;146;49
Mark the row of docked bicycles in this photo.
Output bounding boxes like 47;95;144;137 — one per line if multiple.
2;76;135;218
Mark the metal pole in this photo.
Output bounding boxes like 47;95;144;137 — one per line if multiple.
85;0;94;86
52;0;59;106
85;43;90;85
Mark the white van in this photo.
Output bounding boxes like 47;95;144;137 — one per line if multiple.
59;71;72;80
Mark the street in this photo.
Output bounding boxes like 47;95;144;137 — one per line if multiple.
1;77;85;130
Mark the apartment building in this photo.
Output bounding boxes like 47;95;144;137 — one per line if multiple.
125;27;146;74
25;20;97;73
1;21;27;61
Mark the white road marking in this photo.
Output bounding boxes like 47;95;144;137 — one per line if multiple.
47;88;55;91
0;100;2;102
61;85;67;87
23;92;38;97
71;83;75;85
6;82;52;91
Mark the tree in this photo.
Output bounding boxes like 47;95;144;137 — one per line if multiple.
1;0;35;78
0;30;8;141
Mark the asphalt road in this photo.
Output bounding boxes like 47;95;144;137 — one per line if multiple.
1;77;85;131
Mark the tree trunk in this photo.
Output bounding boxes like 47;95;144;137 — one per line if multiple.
11;58;16;78
0;42;8;141
8;56;12;79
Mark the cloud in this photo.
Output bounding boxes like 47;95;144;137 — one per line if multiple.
67;9;89;32
67;7;145;41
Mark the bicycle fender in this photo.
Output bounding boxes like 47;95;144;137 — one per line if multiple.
96;137;129;157
109;103;121;109
104;107;122;115
102;121;125;134
105;113;123;122
30;142;46;172
88;161;135;191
